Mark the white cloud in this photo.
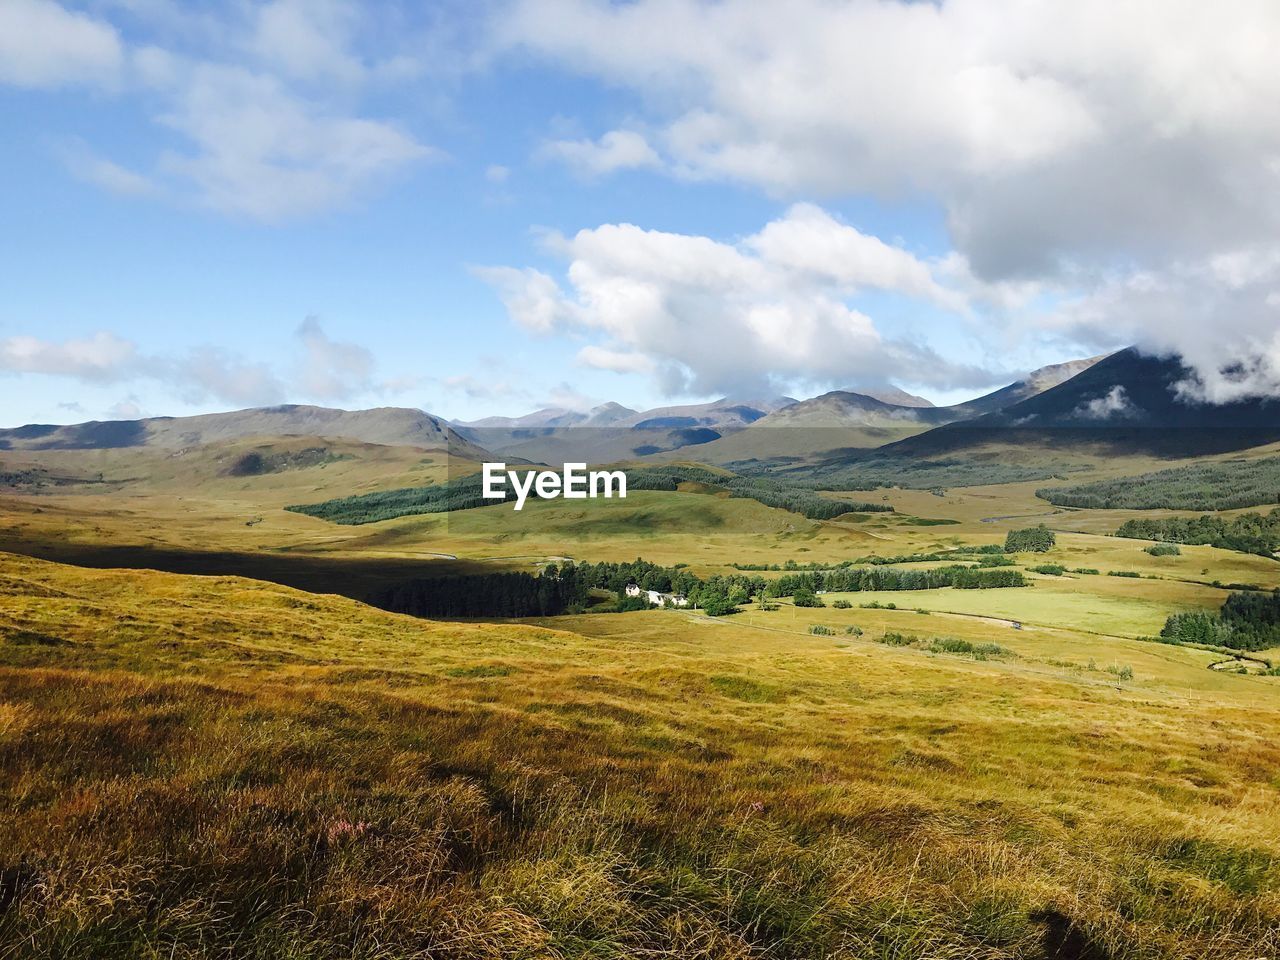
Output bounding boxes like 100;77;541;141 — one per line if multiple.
540;129;661;177
499;0;1280;273
151;62;432;222
745;203;963;309
244;0;365;84
1044;246;1280;403
106;397;145;420
0;0;123;89
577;345;654;374
480;204;991;397
293;316;374;400
440;374;519;401
177;346;284;406
498;0;1280;399
0;331;140;382
1;2;435;222
472;265;576;333
0;319;380;410
64;150;158;197
1073;385;1137;420
485;164;511;183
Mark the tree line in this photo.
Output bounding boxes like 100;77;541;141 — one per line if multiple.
1038;457;1280;511
372;554;1028;620
290;465;893;526
1115;511;1280;557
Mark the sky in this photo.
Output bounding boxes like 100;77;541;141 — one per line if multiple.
3;0;1280;427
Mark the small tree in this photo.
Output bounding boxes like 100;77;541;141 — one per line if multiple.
1005;525;1056;553
793;588;825;608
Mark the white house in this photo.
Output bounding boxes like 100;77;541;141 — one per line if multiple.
624;583;688;608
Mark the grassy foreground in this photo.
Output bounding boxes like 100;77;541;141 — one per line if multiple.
2;552;1280;958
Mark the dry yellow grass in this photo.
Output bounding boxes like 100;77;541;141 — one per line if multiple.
3;551;1280;958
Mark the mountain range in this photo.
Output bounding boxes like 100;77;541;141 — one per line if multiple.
4;348;1278;465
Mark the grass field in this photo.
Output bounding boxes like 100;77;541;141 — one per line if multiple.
3;551;1280;958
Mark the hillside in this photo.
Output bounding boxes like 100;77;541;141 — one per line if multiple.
0;404;490;459
3;551;1280;957
889;348;1280;457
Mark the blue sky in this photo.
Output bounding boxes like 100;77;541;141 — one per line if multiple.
3;0;1279;426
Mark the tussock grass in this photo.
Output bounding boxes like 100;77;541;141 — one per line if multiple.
1;552;1279;958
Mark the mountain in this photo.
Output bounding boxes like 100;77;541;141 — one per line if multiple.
454;396;797;464
458;402;639;431
0;405;491;459
949;355;1107;418
672;356;1110;466
749;391;953;430
615;396;795;430
886;348;1280;457
856;387;934;408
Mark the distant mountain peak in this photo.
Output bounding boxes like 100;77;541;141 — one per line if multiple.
844;386;935;408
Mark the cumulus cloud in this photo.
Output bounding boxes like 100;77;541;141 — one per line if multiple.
472;266;575;333
1073;386;1138;420
499;0;1280;270
480;204;992;397
0;0;123;89
498;0;1280;397
540;129;662;177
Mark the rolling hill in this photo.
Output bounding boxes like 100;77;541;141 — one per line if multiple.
0;404;492;459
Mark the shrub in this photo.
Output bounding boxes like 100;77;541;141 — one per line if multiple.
1108;570;1141;578
809;624;836;636
1029;564;1066;576
1145;544;1182;556
877;632;918;646
832;599;852;609
845;625;863;636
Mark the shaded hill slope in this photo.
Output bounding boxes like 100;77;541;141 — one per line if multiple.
887;348;1280;458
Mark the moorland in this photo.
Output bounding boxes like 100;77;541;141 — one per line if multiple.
4;348;1280;957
